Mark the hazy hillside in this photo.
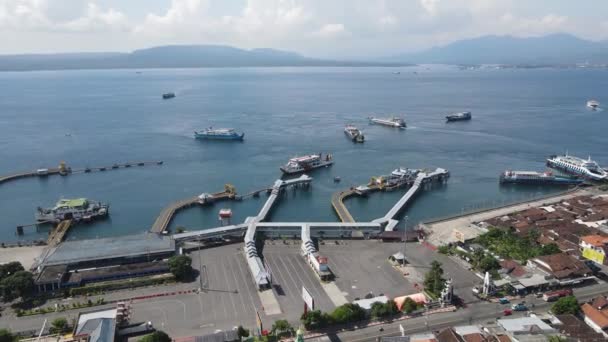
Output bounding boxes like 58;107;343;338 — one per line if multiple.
0;45;409;71
390;34;608;65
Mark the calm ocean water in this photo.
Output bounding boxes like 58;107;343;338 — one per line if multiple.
0;66;606;243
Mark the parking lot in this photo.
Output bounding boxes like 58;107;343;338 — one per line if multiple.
262;242;336;320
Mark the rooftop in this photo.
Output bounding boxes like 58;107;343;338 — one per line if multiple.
580;235;608;247
497;316;556;334
554;314;606;342
40;232;175;267
55;198;87;208
581;302;608;329
531;253;591;279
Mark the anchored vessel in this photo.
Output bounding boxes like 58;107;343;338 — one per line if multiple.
499;170;583;185
369;116;406;128
547;154;607;181
36;198;109;223
162;93;175;99
344;125;365;143
194;128;244;141
280;153;333;175
587;100;600;110
446;111;472;122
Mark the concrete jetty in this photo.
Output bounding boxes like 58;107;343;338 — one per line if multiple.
331;189;357;223
373;168;449;231
46;220;72;247
0;160;163;186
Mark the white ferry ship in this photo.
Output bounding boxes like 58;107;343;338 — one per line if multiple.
280;153;333;175
546;154;607;181
36;198;109;223
369;116;406;128
587;100;600;110
194;128;244;141
344;125;364;143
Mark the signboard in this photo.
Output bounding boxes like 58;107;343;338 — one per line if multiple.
582;247;605;264
302;286;314;311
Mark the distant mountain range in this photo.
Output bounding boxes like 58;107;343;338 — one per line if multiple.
389;33;608;65
0;45;408;71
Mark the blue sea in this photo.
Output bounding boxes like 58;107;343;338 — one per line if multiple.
0;66;606;243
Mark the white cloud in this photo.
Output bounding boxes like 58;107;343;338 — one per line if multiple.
420;0;440;16
0;0;128;32
312;23;347;38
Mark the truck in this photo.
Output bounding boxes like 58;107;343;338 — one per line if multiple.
542;288;573;302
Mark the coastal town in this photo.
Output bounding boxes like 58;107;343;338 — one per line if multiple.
1;156;608;342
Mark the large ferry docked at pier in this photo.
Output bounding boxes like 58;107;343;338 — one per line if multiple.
546;154;607;181
499;170;583;185
194;128;244;141
280;153;333;175
344;125;364;143
36;198;109;223
368;116;406;128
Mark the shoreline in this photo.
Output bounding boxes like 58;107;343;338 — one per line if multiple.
422;186;594;246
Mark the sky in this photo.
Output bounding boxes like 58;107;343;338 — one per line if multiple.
1;0;607;58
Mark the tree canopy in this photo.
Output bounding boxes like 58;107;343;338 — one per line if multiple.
0;270;34;302
49;317;69;334
139;331;171;342
301;310;330;330
330;303;366;324
168;255;193;281
402;297;418;314
475;227;563;262
271;319;294;337
370;300;399;319
424;261;446;297
551;296;580;315
0;329;14;342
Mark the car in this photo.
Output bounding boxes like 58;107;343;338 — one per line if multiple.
503;309;513;316
512;303;528;311
499;298;510;304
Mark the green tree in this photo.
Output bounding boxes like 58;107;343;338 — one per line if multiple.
271;319;294;338
370;300;398;319
168;255;193;281
237;325;250;338
478;256;500;273
402;297;418;314
551;296;580;315
0;270;34;302
49;317;69;334
175;227;185;234
437;245;451;255
0;329;14;342
139;331;171;342
0;262;24;280
330;303;366;324
540;244;561;255
301;310;329;330
424;261;446;297
548;336;566;342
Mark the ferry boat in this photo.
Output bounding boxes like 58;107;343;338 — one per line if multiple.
587;100;600;110
36;198;109;223
280;153;333;175
546;154;607;181
162;93;175;99
194;128;244;141
499;170;583;185
369;116;406;129
344;125;365;143
446;111;472;122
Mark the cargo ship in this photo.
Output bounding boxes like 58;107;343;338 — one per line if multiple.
369;116;406;128
280;153;333;175
499;170;583;185
194;128;244;141
344;125;364;143
446;111;472;122
547;154;607;181
36;198;109;223
162;93;175;99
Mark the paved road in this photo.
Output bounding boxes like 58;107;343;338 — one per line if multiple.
310;282;608;342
